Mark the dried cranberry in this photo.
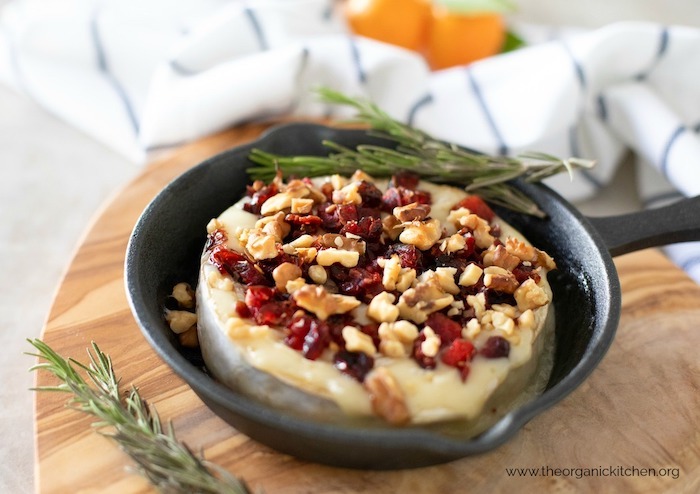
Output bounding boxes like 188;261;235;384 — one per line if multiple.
451;195;495;222
338;267;383;302
382;187;431;211
385;244;422;269
210;246;269;285
302;322;330;360
285;313;314;350
512;264;541;284
441;339;476;368
483;289;516;308
425;312;462;347
253;300;297;326
317;202;342;231
357;180;383;208
480;336;510;359
245;285;276;310
340;217;383;241
336;204;359;224
360;322;381;348
285;213;323;226
243;183;278;214
334;350;374;382
235;301;251;318
327;314;355;347
389;171;420;189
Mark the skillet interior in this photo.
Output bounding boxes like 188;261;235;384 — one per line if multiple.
125;123;620;469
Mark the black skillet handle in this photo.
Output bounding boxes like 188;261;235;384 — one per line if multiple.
586;196;700;257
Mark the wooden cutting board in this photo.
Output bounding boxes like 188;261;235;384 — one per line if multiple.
35;123;700;493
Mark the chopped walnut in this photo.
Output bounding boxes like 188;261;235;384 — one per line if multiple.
307;265;328;284
367;291;400;323
378;320;419;357
332;181;362;205
483;266;519;293
462;318;481;339
393;202;431;223
418;267;460;295
420;327;441;357
294;247;318;264
535;248;557;270
514;279;550;311
459;263;483;287
244;230;278;260
178;326;199;348
447;208;494;249
290;197;314;214
379;255;416;293
272;262;302;293
399;218;442;251
518;309;536;331
319;234;366;254
316;248;360;268
363;367;410;425
342;326;377;355
260;182;313;215
206;269;234;291
255;211;290;240
350;169;375;182
397;278;454;323
285;277;307;294
440;233;466;254
483;244;520;271
171;282;195;309
292;284;361;320
504;237;537;263
164;309;197;334
466;292;487;319
382;215;404;241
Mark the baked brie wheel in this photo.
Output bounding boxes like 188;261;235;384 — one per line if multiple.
195;170;556;433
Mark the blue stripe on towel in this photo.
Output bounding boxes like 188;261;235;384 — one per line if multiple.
659;125;686;177
169;59;198;76
348;36;367;84
680;255;700;273
596;94;608;121
561;41;586;89
407;93;433;126
635;26;670;81
90;9;139;134
467;68;508;156
244;6;269;51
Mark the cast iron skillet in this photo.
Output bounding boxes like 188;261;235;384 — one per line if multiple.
125;123;700;470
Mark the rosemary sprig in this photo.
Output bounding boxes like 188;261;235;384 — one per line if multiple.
247;87;595;218
27;338;251;494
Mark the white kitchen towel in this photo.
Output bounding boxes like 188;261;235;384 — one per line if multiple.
0;0;698;280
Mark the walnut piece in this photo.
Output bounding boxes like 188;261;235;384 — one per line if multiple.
316;248;360;268
292;284;361;320
483;244;520;271
367;291;400;323
342;326;377;355
393;202;431;223
399;218;442;251
272;262;302;293
483;266;519;293
514;278;549;311
363;367;410;425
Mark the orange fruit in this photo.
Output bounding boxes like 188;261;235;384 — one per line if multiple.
426;6;505;69
344;0;432;52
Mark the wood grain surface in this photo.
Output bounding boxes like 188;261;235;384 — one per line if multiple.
35;123;700;493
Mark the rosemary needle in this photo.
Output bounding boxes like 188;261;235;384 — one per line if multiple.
27;339;252;494
247;87;596;218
